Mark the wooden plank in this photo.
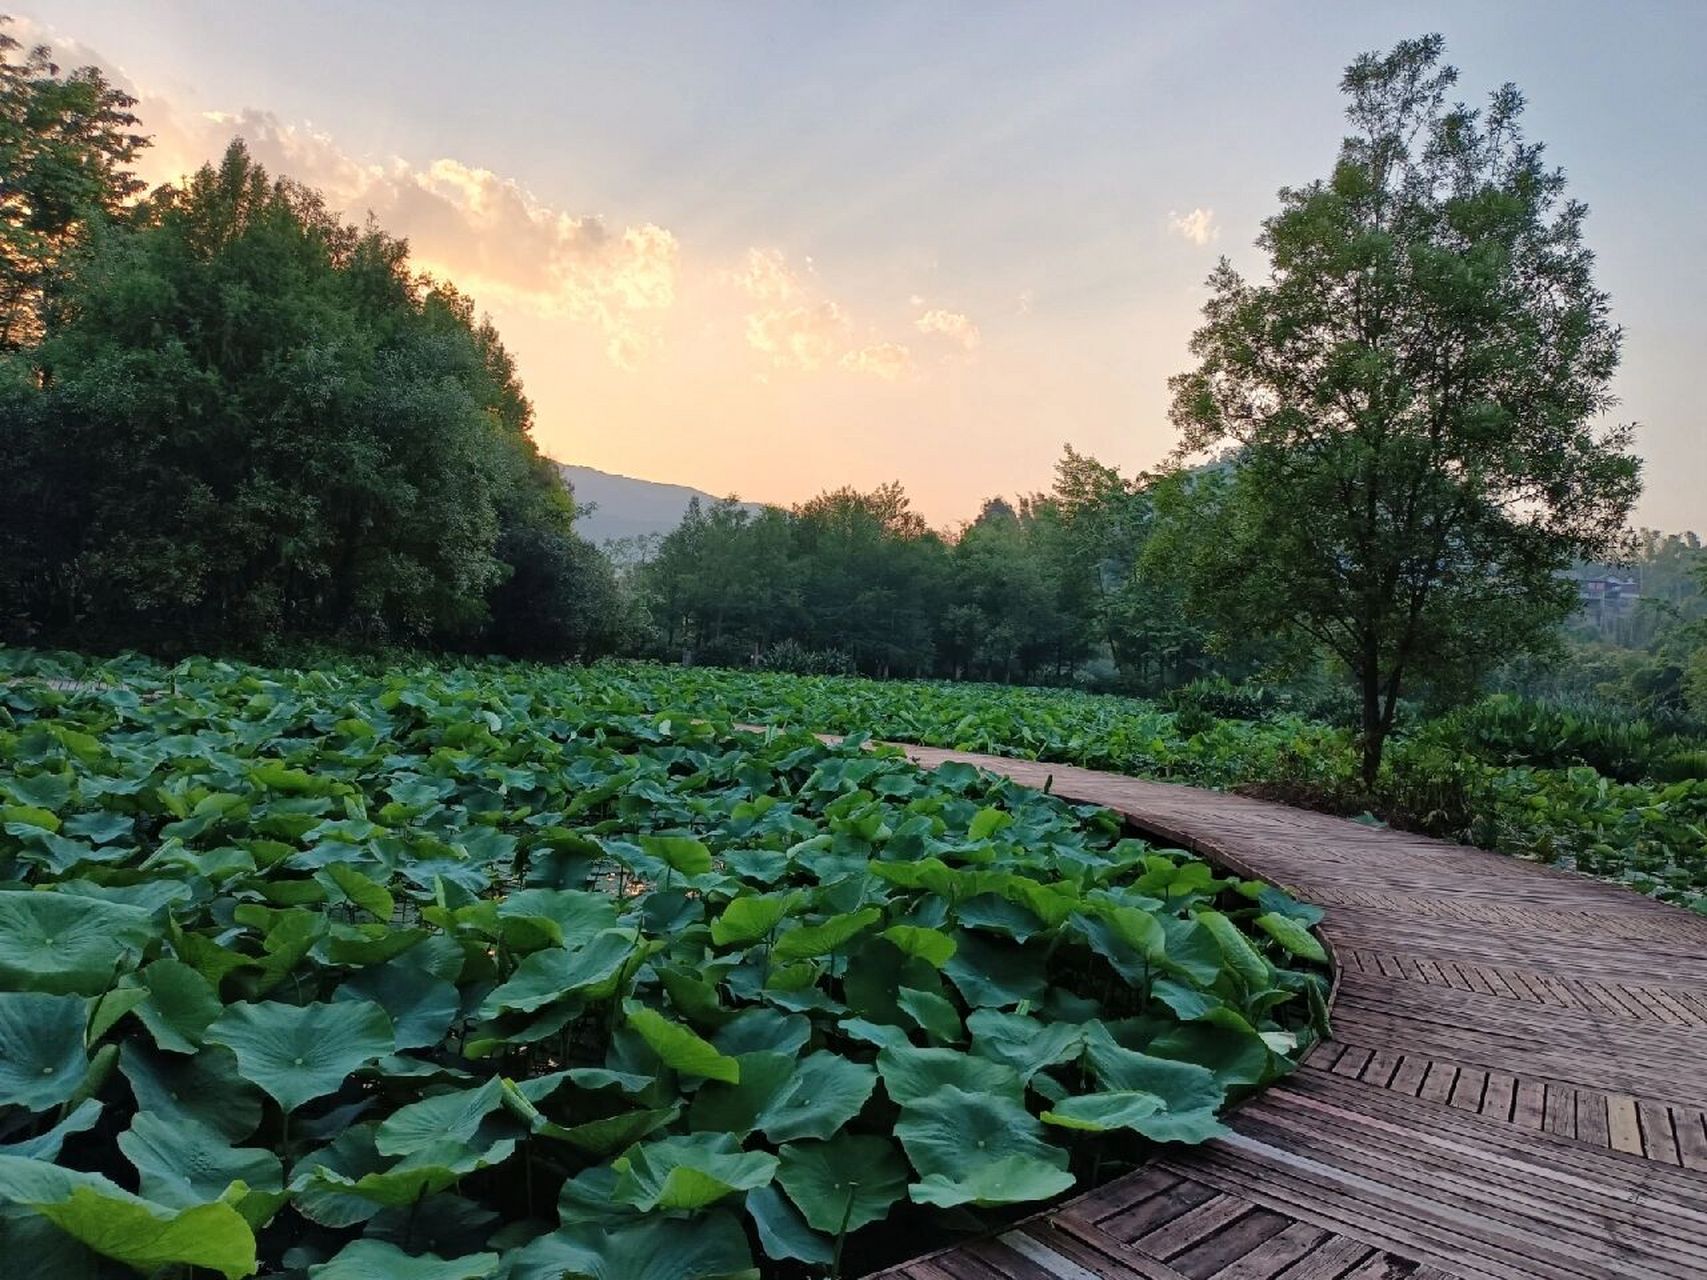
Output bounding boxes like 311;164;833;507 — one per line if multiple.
1542;1084;1576;1139
1168;1209;1290;1278
1131;1194;1250;1257
1575;1089;1610;1148
1676;1109;1707;1172
1200;1223;1330;1280
1039;1216;1197;1280
1096;1180;1218;1245
1266;1237;1377;1279
1607;1095;1644;1155
1231;1100;1707;1261
1640;1100;1681;1166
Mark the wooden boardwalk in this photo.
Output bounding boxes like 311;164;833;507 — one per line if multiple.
874;744;1707;1280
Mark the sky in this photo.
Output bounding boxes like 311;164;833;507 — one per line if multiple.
17;1;1706;532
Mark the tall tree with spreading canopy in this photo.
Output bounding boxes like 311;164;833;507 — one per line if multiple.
1166;34;1641;784
0;19;146;348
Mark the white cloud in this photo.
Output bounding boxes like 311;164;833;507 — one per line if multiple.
745;300;849;372
914;306;981;351
731;247;801;304
840;342;915;382
15;20;933;381
1169;207;1219;247
183;115;681;369
733;249;919;379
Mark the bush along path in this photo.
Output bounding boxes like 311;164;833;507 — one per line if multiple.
0;651;1329;1279
870;742;1707;1280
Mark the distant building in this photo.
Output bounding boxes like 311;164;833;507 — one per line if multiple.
1574;573;1641;627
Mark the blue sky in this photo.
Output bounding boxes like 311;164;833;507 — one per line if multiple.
22;1;1706;531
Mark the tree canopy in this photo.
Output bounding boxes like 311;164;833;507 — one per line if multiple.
0;129;619;656
1165;34;1641;782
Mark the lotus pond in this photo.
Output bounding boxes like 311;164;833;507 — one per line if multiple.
0;650;1328;1278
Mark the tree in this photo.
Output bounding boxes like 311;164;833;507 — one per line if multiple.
1;140;620;656
1167;35;1640;785
0;21;146;348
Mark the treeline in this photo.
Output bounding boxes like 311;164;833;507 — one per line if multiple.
632;456;1278;690
4;27;1687;780
0;30;623;658
1497;532;1707;721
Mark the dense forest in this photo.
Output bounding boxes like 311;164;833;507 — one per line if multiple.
2;25;1699;761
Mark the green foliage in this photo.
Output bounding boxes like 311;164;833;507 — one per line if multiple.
0;20;146;350
0;129;624;662
0;647;1326;1277
564;661;1707;913
1165;35;1641;785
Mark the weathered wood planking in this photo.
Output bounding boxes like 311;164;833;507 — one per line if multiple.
863;743;1707;1280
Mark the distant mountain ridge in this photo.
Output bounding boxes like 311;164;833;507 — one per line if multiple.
556;463;766;545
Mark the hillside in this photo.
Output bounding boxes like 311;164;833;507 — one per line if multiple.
557;463;766;544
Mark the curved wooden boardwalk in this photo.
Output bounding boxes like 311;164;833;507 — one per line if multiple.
875;744;1707;1280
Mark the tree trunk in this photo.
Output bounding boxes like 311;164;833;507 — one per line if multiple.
1358;659;1385;791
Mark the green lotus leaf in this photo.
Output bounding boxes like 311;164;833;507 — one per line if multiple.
119;1042;265;1142
0;1198;104;1275
746;1183;833;1265
1195;909;1272;989
205;999;394;1113
87;986;148;1043
711;1007;811;1057
503;1211;756;1280
876;1044;1024;1106
965;1009;1087;1079
896;987;963;1044
775;1133;909;1234
321;863;395;921
709;891;797;946
771;906;881;960
302;1134;516;1208
968;807;1013;841
4;773;71;810
639;834;713;875
309;1239;499;1279
1255;911;1328;963
0;1097;102;1160
881;925;956;968
60;810;133;844
1084;1033;1225;1109
1083;1032;1229;1141
758;1051;877;1143
688;1051;796;1138
839;1016;913;1051
288;1126;387;1228
480;928;638;1016
624;1003;740;1082
691;1049;876;1143
942;930;1049;1008
0;992;88;1111
1040;1090;1166;1131
134;958;224;1053
0;1154;256;1280
895;1085;1064;1176
611;1132;778;1211
0;891;155;995
547;1105;681;1155
2;803;59;834
336;962;460;1051
909;1154;1076;1208
495;888;620;946
118;1112;284;1219
377;1077;505;1156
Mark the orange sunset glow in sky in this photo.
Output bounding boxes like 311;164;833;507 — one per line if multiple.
17;2;1707;532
